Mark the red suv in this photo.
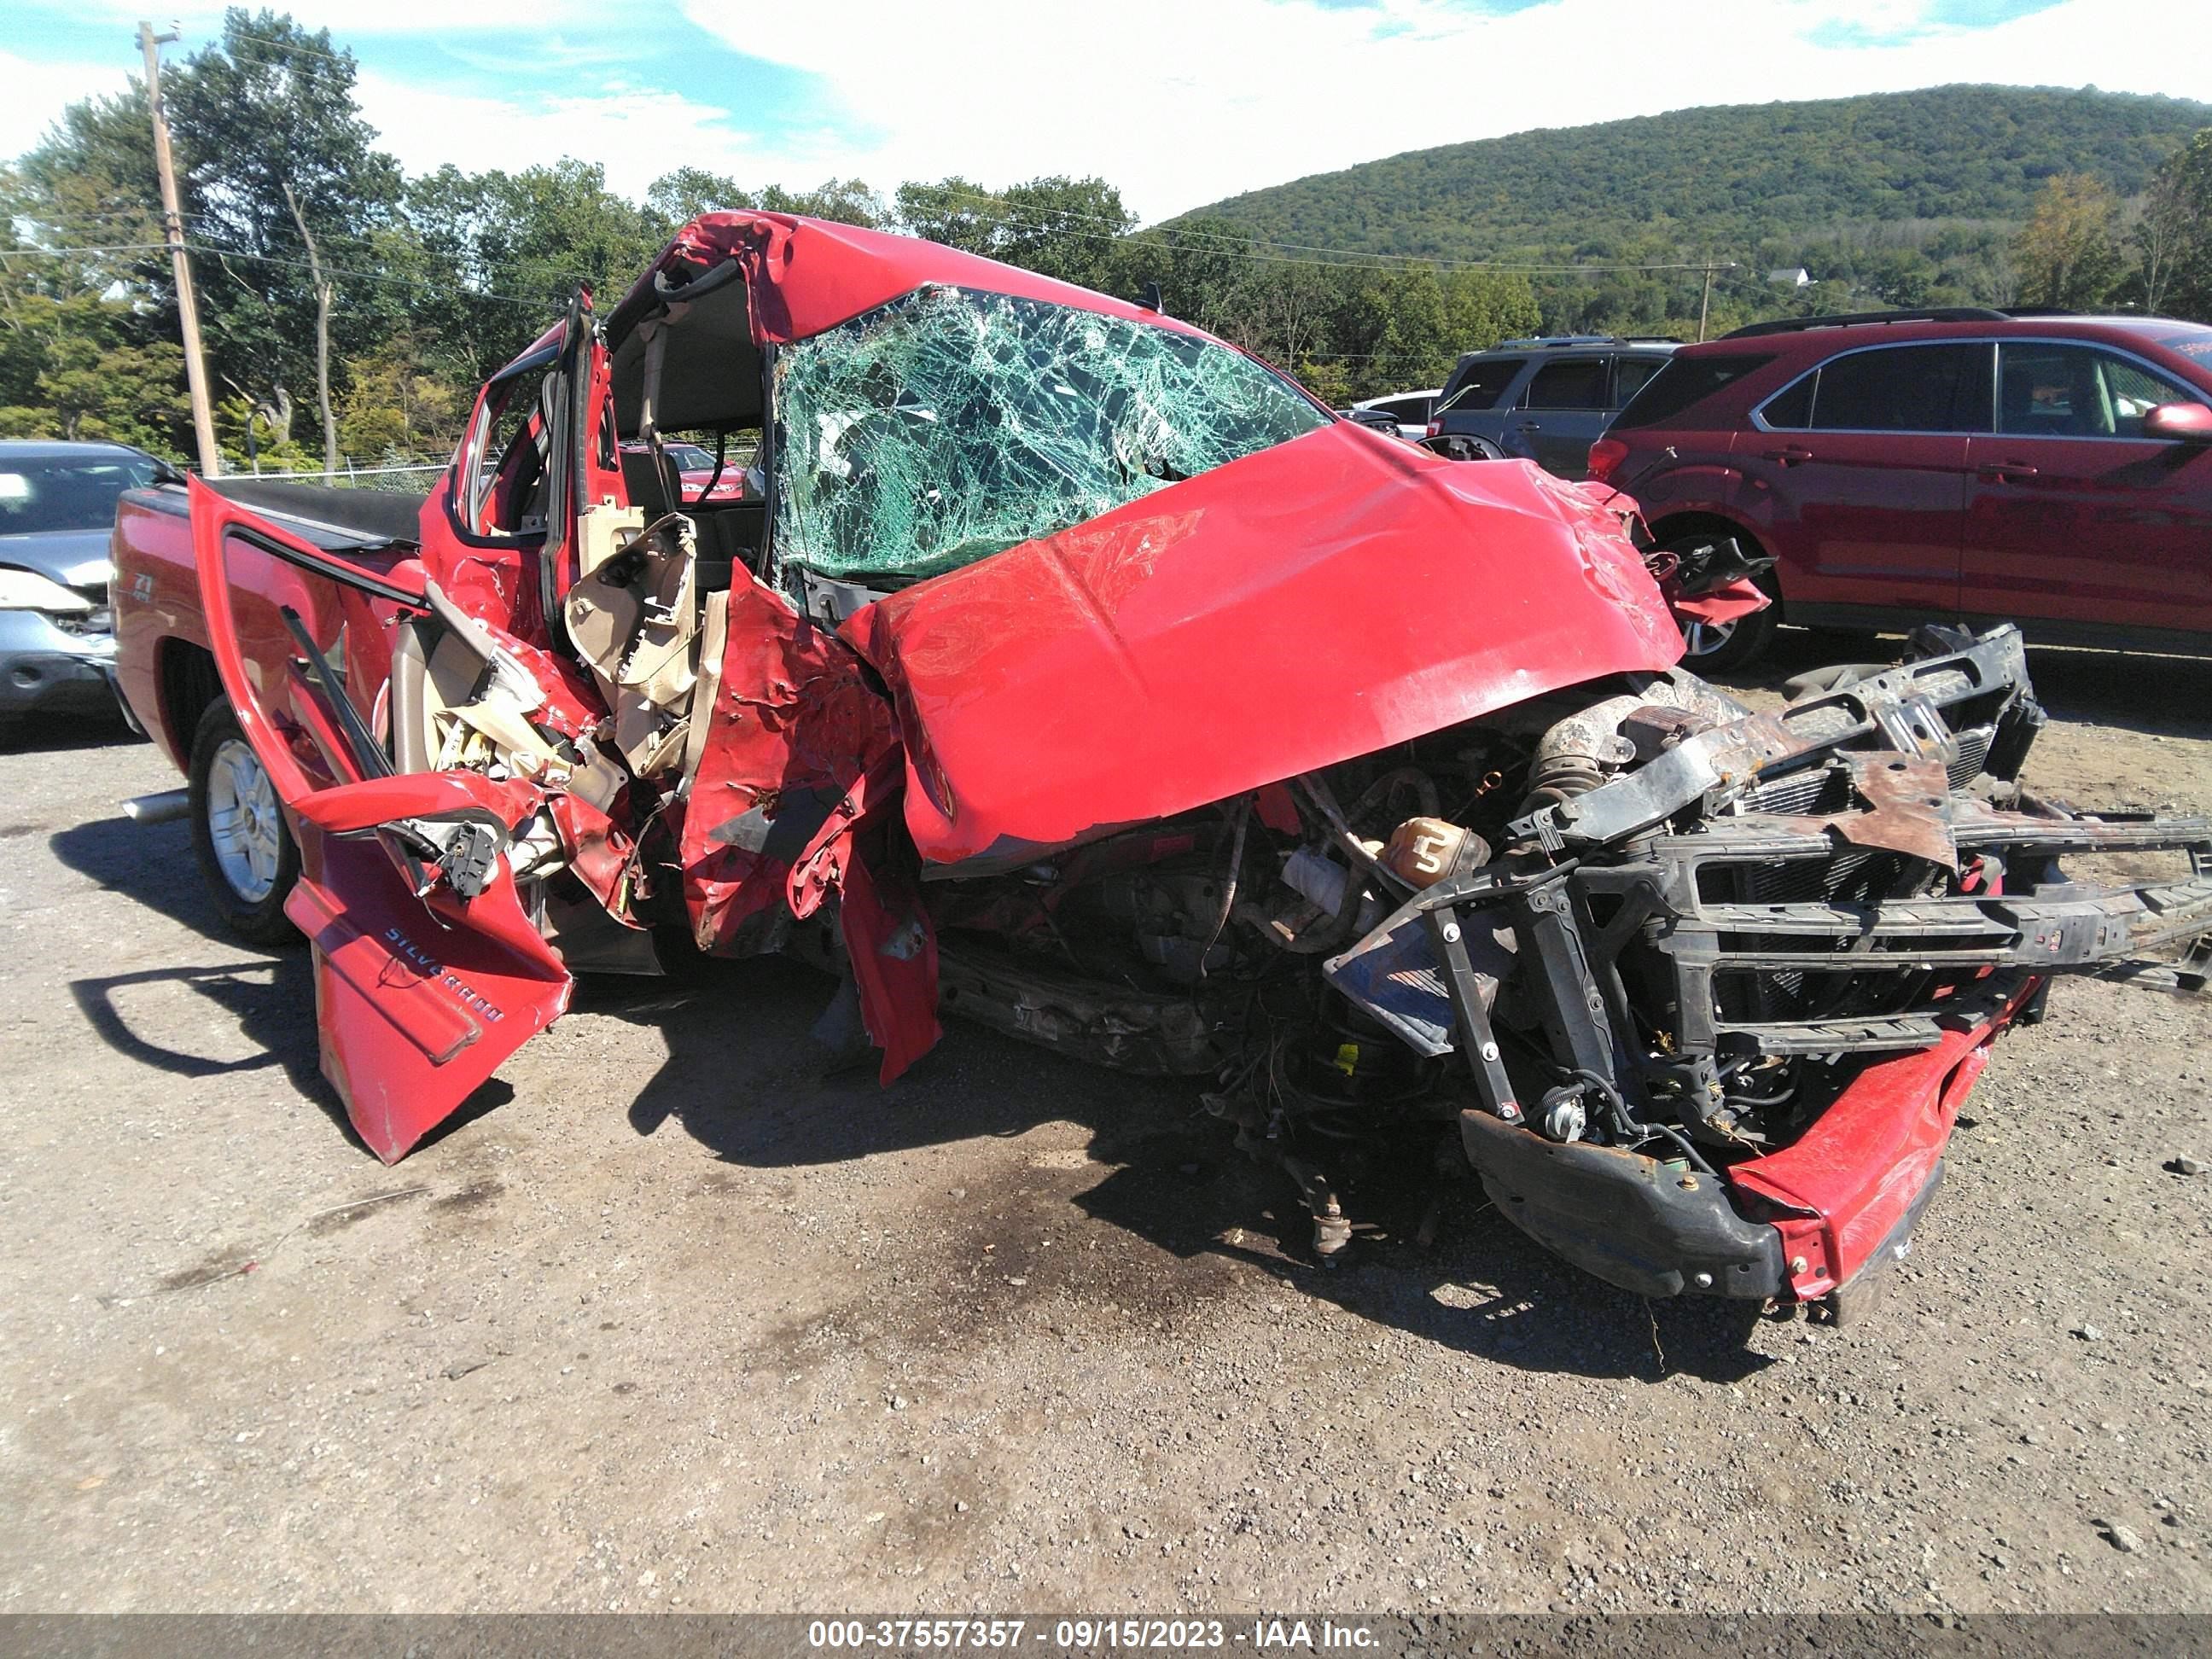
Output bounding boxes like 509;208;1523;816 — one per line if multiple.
1588;308;2212;669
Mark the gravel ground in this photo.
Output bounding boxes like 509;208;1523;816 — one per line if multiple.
1;633;2209;1615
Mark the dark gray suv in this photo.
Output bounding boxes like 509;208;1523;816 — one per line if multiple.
1426;335;1677;477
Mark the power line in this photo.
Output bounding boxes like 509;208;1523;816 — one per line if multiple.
932;189;1458;272
3;238;556;309
209;26;361;73
906;191;1565;276
190;240;552;307
14;186;1740;333
0;242;174;257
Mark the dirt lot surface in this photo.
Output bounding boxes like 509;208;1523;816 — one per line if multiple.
3;633;2210;1615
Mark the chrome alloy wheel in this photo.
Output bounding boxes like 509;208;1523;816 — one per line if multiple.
1679;616;1740;659
206;736;282;902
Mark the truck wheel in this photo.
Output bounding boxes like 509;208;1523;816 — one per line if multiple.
188;698;300;946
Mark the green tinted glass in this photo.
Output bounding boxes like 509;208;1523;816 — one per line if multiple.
771;287;1327;584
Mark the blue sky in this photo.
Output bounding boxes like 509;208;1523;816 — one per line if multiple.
3;0;2206;224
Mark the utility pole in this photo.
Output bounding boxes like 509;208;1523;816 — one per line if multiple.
139;21;221;476
1695;261;1740;343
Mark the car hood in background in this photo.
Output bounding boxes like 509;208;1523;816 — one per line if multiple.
841;422;1682;869
0;527;114;589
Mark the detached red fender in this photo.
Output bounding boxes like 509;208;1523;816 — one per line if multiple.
188;481;572;1162
1573;479;1773;632
1669;577;1771;626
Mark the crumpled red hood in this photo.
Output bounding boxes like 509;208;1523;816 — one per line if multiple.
841;423;1682;869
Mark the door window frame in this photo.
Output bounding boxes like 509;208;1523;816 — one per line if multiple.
1749;339;1993;437
444;341;559;549
1993;339;2201;443
1516;353;1614;412
1751;335;2212;441
1607;354;1671;411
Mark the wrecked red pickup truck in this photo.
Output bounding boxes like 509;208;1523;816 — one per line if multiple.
111;212;2212;1316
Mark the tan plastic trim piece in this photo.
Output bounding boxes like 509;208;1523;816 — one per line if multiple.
680;588;731;791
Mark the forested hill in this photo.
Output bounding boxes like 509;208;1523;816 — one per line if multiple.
1178;85;2212;258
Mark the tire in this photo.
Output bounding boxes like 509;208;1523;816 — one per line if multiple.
1676;599;1778;674
1420;434;1504;462
188;698;300;946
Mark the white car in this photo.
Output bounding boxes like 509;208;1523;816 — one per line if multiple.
1348;388;1441;441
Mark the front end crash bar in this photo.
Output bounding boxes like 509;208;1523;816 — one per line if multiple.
1324;796;2212;1310
1507;627;2038;853
1644;813;2212;1054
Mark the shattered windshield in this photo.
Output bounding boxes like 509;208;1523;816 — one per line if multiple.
771;286;1328;584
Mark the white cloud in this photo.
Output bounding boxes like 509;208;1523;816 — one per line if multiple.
676;0;2212;220
351;70;860;201
0;49;128;166
9;0;2212;226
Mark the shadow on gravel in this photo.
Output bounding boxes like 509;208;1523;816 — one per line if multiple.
604;954;1126;1167
69;959;311;1082
2019;646;2212;741
608;952;1775;1381
61;951;362;1148
49;810;230;944
63;942;511;1161
1074;1144;1775;1385
50;809;415;1159
54;807;322;1094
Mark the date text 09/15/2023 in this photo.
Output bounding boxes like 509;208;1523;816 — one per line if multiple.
806;1620;1379;1651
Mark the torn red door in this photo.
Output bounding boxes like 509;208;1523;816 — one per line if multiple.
675;573;933;1079
189;480;572;1162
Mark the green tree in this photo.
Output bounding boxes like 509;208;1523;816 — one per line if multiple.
645;168;754;235
164;11;404;469
9;91;184;446
397;159;660;393
2137;130;2212;320
893;177;1009;254
1113;216;1254;326
338;336;465;465
12;91;167;301
0;293;189;451
2011;173;2125;310
892;175;1131;294
758;178;886;228
214;393;316;470
993;178;1132;292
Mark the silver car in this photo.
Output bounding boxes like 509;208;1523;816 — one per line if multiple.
0;441;178;723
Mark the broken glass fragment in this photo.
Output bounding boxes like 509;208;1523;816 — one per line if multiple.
771;285;1327;585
